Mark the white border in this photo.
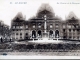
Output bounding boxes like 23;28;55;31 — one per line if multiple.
0;56;80;59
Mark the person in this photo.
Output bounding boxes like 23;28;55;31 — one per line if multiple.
10;38;11;42
1;37;3;43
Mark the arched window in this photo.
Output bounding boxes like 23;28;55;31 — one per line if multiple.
32;30;36;38
49;30;53;38
38;30;42;38
55;30;59;38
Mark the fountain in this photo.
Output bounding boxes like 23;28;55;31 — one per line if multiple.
28;34;63;44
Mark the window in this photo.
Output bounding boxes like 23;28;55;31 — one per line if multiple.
38;23;41;28
63;29;65;32
76;25;78;28
20;26;23;29
55;24;59;28
74;25;76;28
38;25;41;28
69;36;71;39
33;25;35;28
26;25;28;28
20;37;22;39
72;25;74;28
26;33;28;35
63;25;66;28
49;30;53;37
73;29;75;32
69;29;71;32
20;33;22;35
16;38;18;39
16;26;19;29
13;26;15;28
67;25;71;28
13;33;15;35
16;33;18;35
77;29;79;32
16;29;19;31
50;24;53;28
13;29;15;31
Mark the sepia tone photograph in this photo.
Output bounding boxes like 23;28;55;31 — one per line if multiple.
0;0;80;56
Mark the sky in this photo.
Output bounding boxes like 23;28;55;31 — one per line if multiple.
0;0;80;26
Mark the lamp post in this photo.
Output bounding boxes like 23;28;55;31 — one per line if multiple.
44;15;47;38
44;15;47;33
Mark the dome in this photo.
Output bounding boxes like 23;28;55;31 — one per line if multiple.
36;4;55;18
66;11;78;19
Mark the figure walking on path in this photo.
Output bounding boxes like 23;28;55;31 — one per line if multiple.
1;37;3;43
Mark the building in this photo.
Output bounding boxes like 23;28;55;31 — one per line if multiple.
11;4;80;41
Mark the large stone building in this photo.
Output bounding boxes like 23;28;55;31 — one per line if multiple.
11;4;80;40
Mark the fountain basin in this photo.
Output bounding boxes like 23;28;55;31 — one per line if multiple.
28;38;63;44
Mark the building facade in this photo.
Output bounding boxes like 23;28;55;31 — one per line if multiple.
11;4;80;40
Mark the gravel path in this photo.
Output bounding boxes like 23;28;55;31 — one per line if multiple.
0;50;80;56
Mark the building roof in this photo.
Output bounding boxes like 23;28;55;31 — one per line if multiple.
66;17;79;23
12;17;25;22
